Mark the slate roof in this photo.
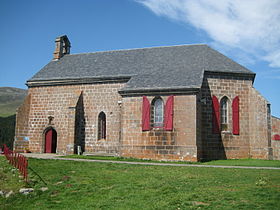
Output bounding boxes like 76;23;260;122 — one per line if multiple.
28;44;255;93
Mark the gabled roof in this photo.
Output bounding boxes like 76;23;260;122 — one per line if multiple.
27;44;255;93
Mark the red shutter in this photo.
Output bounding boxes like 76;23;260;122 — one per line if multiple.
212;95;220;134
273;134;280;140
164;95;174;131
232;96;240;135
142;96;150;131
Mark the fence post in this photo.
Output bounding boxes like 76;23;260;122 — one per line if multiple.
25;158;28;182
2;144;28;182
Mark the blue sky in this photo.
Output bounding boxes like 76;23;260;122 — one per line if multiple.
0;0;279;116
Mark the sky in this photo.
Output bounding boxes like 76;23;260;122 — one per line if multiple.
0;0;279;116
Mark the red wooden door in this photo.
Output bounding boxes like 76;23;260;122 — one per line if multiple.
45;129;53;153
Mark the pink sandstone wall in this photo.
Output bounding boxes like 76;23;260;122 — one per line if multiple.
120;95;198;161
14;94;31;152
15;83;125;155
249;88;272;159
272;116;280;160
201;73;261;160
14;75;274;161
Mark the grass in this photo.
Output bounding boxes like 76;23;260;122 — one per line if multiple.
0;156;26;193
63;154;280;168
202;158;280;167
1;156;280;209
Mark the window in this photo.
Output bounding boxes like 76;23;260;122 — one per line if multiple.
142;96;174;131
220;96;228;131
213;95;239;134
98;112;106;140
151;97;164;128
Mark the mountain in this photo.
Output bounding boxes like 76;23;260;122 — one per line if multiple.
0;87;27;117
0;87;27;149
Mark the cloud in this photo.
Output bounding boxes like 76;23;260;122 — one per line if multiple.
137;0;280;67
258;68;280;79
264;50;280;67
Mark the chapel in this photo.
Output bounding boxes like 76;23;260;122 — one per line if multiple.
14;35;280;161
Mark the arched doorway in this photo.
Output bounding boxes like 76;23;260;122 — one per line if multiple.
44;128;57;153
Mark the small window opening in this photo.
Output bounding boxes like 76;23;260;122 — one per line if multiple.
98;112;106;140
220;97;228;131
151;97;164;128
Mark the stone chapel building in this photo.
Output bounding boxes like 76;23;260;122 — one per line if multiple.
14;35;280;161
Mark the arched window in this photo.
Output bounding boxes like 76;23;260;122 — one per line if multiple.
98;112;106;140
220;96;228;131
151;97;164;128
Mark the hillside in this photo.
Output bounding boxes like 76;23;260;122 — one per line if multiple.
0;87;27;148
0;114;16;148
0;87;27;117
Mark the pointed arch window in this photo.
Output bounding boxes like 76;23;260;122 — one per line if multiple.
142;96;174;131
151;97;164;128
98;112;106;140
220;96;228;131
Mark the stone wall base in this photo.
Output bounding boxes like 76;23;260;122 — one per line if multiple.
120;145;198;162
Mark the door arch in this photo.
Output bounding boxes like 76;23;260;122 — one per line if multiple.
44;128;57;153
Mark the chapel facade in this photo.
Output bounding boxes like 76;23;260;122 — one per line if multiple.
14;35;280;161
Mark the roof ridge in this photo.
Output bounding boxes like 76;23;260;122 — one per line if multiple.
66;43;208;56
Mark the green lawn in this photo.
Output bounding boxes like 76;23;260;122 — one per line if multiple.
202;158;280;167
63;154;280;168
0;156;25;193
1;156;280;209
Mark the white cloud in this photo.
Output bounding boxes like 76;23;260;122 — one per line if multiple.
137;0;280;67
264;50;280;67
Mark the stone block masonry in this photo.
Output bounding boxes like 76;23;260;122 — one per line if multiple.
15;82;125;155
121;95;199;161
200;73;272;160
249;88;272;159
272;116;280;160
14;94;31;152
14;75;279;161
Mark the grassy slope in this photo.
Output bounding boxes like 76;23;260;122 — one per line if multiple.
0;101;24;117
0;87;27;148
1;156;280;209
0;115;16;148
0;87;27;117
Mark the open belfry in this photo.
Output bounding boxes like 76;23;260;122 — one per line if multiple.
14;35;280;161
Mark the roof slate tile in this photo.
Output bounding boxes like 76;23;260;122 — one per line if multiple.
28;44;255;91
